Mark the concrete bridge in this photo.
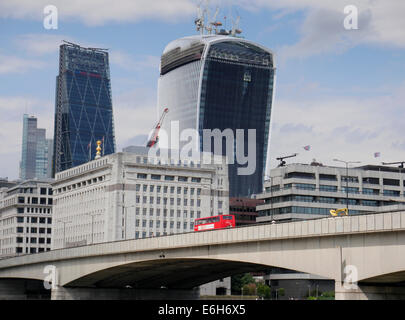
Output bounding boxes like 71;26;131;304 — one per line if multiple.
1;211;405;300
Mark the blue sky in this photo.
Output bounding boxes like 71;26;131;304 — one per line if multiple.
1;0;405;180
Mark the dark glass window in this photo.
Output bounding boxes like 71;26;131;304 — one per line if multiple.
383;179;400;186
199;41;274;197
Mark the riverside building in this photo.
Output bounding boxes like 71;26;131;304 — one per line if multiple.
256;163;405;223
0;180;53;258
51;151;229;249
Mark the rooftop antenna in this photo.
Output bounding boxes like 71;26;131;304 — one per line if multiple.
276;153;298;167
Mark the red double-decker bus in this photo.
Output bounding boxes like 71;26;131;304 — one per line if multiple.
194;215;236;231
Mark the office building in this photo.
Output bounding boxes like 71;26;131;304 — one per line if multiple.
52;41;116;176
229;197;263;226
20;114;52;180
51;151;229;249
0;178;18;190
157;35;276;197
256;163;405;223
0;180;53;258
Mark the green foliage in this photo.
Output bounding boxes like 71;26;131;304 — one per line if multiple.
257;283;271;299
307;291;335;300
278;287;285;296
231;273;256;295
242;283;257;296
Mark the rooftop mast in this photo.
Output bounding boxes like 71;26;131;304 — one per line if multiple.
193;1;241;37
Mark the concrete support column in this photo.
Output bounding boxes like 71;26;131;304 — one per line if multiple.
335;281;405;300
51;286;200;300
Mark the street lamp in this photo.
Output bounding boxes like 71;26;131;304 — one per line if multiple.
124;205;137;240
84;213;102;244
56;219;71;248
333;159;361;214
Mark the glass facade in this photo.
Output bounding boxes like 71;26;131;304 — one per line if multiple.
20;114;51;180
52;43;115;176
158;36;275;197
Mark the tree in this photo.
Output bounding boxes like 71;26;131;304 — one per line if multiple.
242;283;257;296
231;273;256;295
257;283;271;299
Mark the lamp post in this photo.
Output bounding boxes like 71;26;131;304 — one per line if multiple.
57;219;71;248
333;159;361;214
85;213;102;244
124;205;137;240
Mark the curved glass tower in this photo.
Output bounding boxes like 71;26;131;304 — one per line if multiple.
158;35;276;197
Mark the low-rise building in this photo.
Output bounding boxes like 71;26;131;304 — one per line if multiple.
0;180;53;258
256;163;405;223
255;162;405;299
229;197;263;226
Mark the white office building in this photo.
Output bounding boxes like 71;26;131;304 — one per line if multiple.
0;180;53;258
256;163;405;223
51;151;229;249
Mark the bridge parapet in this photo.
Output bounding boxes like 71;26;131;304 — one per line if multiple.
0;211;405;271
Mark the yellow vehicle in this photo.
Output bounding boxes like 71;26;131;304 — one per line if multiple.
330;208;348;217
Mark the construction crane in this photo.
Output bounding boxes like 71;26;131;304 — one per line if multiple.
382;161;405;168
146;108;169;148
276;153;298;167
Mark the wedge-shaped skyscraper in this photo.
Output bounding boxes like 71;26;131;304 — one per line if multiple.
52;42;115;176
158;35;276;197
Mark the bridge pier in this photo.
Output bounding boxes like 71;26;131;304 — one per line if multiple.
51;286;200;300
335;282;405;300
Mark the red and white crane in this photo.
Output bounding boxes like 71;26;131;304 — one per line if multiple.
146;107;169;148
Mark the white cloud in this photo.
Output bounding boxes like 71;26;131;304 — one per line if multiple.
13;34;76;55
237;0;405;61
0;0;196;26
268;82;405;171
0;54;46;74
112;87;158;150
110;51;160;72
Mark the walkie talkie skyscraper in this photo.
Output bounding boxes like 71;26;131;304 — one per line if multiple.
52;41;116;176
158;35;276;197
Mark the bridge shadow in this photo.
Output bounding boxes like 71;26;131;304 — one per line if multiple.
66;258;273;289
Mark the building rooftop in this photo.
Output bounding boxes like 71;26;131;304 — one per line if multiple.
273;162;405;173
